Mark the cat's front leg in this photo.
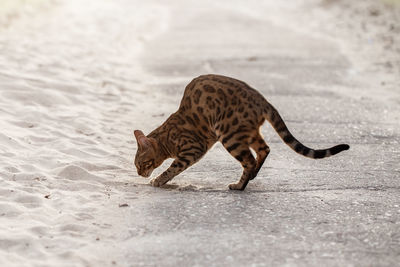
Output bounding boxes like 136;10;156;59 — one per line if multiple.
150;138;210;187
150;158;191;187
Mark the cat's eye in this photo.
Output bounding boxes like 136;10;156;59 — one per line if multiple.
143;161;153;168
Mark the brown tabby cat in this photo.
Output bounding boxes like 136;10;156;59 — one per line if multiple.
134;74;349;190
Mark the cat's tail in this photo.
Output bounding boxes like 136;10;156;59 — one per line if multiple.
263;104;350;159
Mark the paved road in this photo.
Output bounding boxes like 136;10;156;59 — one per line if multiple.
125;1;400;266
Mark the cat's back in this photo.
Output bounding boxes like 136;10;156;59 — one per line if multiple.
181;74;265;108
185;74;256;96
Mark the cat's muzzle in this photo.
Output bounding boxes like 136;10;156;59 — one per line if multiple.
138;170;152;178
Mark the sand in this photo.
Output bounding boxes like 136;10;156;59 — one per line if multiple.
0;0;169;266
0;0;399;266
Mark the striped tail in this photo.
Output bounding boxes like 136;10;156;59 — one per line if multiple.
264;104;350;159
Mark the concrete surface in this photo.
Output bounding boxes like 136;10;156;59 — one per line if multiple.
125;1;400;266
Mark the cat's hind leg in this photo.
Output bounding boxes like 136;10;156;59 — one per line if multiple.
222;141;257;190
249;132;270;180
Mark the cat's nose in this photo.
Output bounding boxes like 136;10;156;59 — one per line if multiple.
142;170;152;178
142;171;151;178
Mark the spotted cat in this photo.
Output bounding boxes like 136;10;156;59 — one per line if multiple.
134;74;349;190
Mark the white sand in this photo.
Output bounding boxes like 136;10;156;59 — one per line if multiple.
0;0;169;266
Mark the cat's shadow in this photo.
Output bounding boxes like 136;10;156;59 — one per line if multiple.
147;183;252;193
145;183;215;192
160;183;200;191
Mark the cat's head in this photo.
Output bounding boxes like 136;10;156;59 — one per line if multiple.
133;130;162;178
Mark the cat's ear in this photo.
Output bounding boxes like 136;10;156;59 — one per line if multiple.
134;130;145;140
134;130;152;149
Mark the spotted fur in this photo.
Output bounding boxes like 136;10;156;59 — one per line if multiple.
134;74;349;190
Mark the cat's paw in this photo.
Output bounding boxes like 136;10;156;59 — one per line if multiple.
150;178;163;187
228;183;245;191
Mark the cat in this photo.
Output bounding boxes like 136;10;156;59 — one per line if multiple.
134;74;349;190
